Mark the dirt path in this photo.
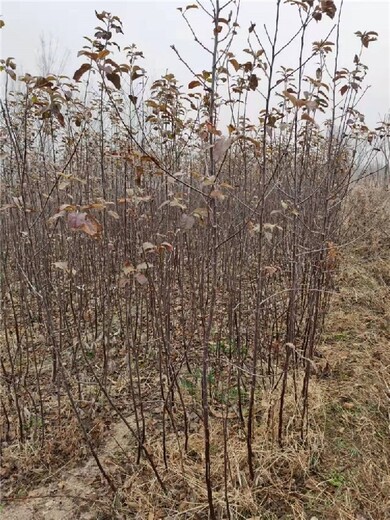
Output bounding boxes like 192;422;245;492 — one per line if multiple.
3;418;133;520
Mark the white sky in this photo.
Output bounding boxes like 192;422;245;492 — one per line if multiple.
0;0;389;127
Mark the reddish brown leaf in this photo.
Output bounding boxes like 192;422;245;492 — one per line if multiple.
229;59;240;72
301;113;316;124
205;121;222;136
312;9;322;21
248;74;258;91
106;72;121;89
188;80;202;89
320;0;336;19
73;63;92;82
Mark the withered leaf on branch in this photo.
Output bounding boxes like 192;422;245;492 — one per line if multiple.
135;273;148;285
192;207;208;220
248;74;258;91
67;212;102;238
355;31;379;48
229;59;240;72
73;63;92;82
142;241;156;252
188;80;202;89
320;0;337;19
108;210;120;219
210;189;226;201
122;261;136;275
301;112;316;124
106;72;121;89
159;241;174;252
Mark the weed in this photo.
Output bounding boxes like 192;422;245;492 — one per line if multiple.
327;471;346;488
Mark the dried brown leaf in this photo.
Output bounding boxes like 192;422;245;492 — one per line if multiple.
67;212;102;238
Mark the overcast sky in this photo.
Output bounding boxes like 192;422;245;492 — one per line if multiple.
1;0;389;127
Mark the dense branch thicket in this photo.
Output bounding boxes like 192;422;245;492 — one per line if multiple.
1;1;388;517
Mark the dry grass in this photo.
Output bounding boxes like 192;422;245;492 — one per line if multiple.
308;183;390;519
